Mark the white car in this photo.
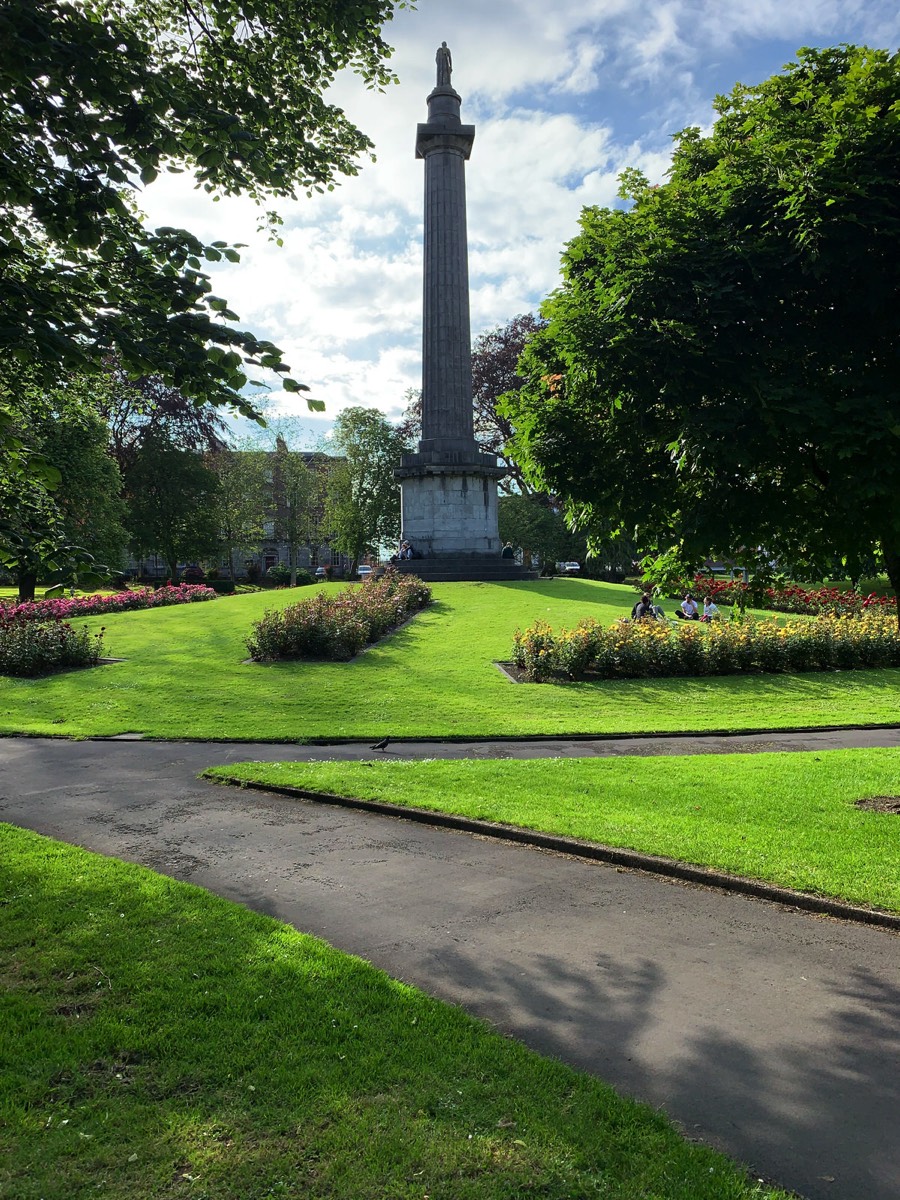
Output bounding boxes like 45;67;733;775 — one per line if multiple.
559;561;581;574
357;565;374;579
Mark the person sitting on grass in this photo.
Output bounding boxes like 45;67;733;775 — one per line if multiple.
631;593;656;621
676;593;700;620
701;595;721;622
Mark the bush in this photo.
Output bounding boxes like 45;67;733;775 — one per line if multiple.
0;619;105;677
206;579;236;595
246;572;432;662
266;563;292;585
0;584;217;624
511;612;900;682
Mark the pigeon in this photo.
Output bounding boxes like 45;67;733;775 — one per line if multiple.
370;737;390;752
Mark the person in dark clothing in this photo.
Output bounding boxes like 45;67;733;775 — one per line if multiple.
632;593;655;620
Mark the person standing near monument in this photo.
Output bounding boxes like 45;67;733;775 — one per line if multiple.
436;41;452;85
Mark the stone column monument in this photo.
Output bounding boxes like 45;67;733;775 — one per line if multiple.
395;45;529;582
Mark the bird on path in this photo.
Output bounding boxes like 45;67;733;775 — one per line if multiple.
370;737;390;751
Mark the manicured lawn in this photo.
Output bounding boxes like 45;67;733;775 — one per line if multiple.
205;748;900;914
2;580;899;739
0;826;788;1200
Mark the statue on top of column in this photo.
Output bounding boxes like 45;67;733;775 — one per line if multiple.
435;41;452;86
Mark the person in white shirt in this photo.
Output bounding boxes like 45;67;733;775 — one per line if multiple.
701;596;721;622
676;593;700;620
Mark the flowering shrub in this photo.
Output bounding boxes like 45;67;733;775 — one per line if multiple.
0;584;217;625
642;574;897;618
246;572;432;662
0;620;105;677
511;612;900;682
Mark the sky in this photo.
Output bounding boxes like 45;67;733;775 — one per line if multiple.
138;0;900;447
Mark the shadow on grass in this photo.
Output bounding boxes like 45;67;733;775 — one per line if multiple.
492;578;630;606
538;665;900;702
422;943;900;1200
1;829;780;1200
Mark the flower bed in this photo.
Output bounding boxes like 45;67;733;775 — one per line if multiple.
0;584;217;624
246;573;432;662
511;612;900;682
649;575;896;618
0;619;105;677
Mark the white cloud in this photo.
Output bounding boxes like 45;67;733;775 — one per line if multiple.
136;0;900;430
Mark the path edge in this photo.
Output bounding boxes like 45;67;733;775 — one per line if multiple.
206;774;900;934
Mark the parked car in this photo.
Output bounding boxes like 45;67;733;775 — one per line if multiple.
357;565;374;580
557;561;581;574
315;566;328;579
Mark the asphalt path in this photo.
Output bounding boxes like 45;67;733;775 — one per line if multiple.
1;733;899;1200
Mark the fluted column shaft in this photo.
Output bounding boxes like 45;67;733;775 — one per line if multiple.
416;87;476;455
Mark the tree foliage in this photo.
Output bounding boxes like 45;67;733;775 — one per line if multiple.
125;430;220;578
472;313;545;493
206;445;269;580
325;407;408;564
497;494;584;569
0;371;127;599
98;364;229;479
0;0;411;414
504;45;900;597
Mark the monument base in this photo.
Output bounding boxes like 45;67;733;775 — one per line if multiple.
395;450;502;555
392;555;537;583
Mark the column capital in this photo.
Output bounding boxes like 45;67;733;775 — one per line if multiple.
416;124;475;160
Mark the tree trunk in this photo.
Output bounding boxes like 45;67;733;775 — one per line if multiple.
17;571;37;603
882;543;900;631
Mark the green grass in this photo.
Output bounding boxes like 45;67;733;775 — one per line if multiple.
0;825;788;1200
205;749;900;913
2;580;900;739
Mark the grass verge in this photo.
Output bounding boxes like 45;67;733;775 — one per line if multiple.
0;825;788;1200
204;748;900;914
1;580;899;739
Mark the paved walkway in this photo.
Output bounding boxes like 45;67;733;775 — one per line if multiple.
1;734;898;1200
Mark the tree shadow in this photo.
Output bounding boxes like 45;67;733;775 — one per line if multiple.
419;942;900;1200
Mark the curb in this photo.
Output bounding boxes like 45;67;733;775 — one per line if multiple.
2;721;898;746
303;721;900;746
208;775;900;934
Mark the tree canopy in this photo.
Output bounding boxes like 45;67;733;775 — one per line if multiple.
0;370;127;599
0;0;411;415
504;45;900;595
326;407;407;564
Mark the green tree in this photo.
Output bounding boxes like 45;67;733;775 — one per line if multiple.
206;446;269;581
504;46;900;602
273;439;321;588
126;431;220;579
325;408;407;566
498;494;585;569
0;0;411;415
0;372;127;599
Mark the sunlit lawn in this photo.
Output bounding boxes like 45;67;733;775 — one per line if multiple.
1;580;899;739
206;747;900;913
0;826;790;1200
